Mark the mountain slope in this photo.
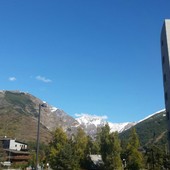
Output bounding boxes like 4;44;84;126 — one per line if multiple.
119;109;167;148
0;90;79;143
0;90;167;148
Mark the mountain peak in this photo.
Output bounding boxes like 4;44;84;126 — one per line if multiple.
75;113;135;134
75;113;107;127
137;109;166;123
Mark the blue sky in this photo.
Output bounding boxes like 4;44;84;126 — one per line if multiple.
0;0;170;123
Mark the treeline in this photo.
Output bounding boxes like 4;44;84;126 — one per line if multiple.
30;124;170;170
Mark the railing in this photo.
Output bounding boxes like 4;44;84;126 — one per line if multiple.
8;155;30;160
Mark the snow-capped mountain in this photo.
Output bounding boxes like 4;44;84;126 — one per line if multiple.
75;113;136;135
75;113;107;127
108;122;136;133
137;109;166;123
75;109;165;135
0;90;166;144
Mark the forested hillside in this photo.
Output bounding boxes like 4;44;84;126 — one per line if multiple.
120;110;168;150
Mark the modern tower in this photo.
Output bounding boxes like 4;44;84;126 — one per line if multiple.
161;19;170;150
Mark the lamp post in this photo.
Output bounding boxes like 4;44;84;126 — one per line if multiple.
36;103;47;170
123;159;126;169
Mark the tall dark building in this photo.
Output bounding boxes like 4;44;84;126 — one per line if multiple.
161;19;170;150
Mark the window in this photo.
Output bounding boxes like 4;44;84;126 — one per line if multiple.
165;92;168;102
161;40;164;46
162;56;165;64
167;111;169;120
15;144;17;147
164;73;167;83
168;131;170;140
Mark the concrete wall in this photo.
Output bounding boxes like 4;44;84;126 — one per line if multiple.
9;140;27;151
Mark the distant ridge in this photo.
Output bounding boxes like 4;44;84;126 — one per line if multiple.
75;113;135;135
0;90;79;143
120;109;167;147
137;109;166;123
0;90;167;147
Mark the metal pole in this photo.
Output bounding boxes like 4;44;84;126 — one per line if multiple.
36;104;41;170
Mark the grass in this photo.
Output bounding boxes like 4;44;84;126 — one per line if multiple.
4;91;37;116
0;91;52;144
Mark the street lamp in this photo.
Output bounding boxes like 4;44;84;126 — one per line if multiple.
123;159;126;169
36;103;47;170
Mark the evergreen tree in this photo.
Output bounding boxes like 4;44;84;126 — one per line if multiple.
29;151;36;169
99;124;110;164
145;145;166;170
73;127;88;168
0;141;6;168
83;136;101;170
85;136;100;155
163;152;170;169
28;142;49;169
126;128;144;170
56;140;79;170
49;128;81;170
99;124;122;170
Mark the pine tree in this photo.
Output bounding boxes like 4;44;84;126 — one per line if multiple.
73;127;88;168
126;128;144;170
83;136;102;170
145;145;166;169
99;124;123;170
56;140;80;170
85;136;100;155
99;123;110;164
49;128;78;170
0;141;6;167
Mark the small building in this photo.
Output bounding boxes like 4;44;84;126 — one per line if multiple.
0;138;30;167
1;138;28;151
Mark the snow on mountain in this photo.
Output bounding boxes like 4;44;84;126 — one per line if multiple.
108;122;136;133
75;113;107;127
50;106;58;112
75;109;166;135
75;113;135;133
137;109;166;123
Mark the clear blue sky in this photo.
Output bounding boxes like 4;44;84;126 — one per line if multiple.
0;0;170;123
